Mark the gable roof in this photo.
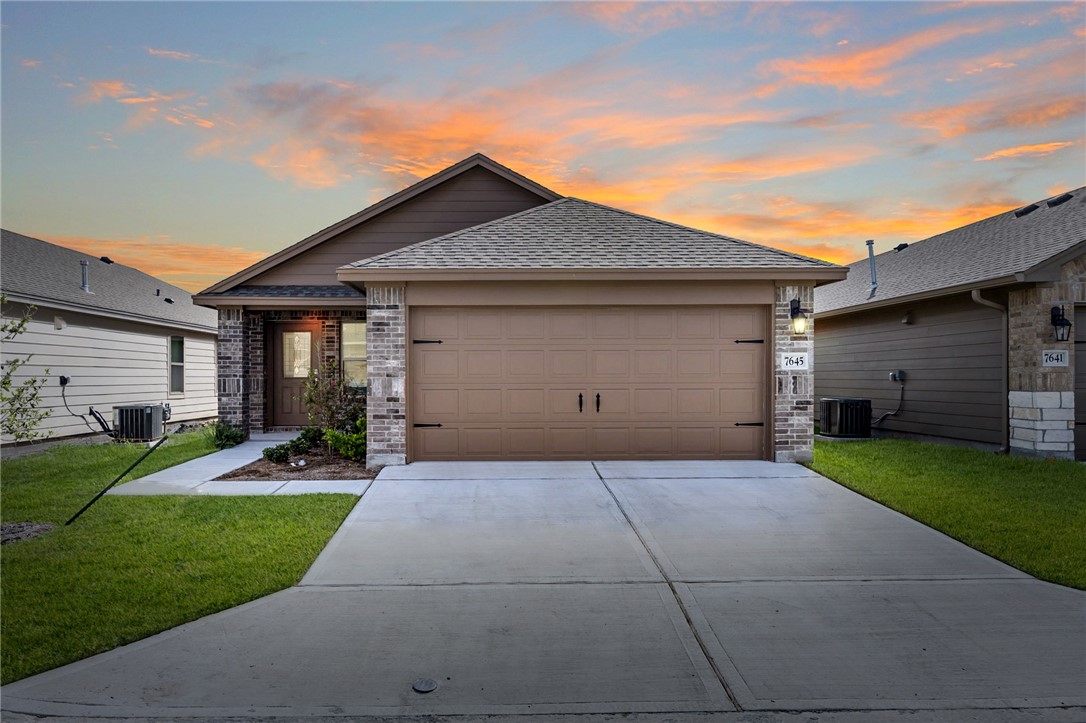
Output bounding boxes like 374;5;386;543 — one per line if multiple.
338;197;845;283
1;229;218;333
816;188;1086;316
199;153;561;295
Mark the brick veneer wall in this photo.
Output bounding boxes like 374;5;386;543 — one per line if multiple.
365;286;407;467
774;284;815;463
217;307;365;434
1007;255;1084;459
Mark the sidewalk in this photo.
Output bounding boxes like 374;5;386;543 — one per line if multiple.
107;432;369;496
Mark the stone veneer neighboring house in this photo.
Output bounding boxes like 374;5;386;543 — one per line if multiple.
814;188;1085;460
195;154;846;465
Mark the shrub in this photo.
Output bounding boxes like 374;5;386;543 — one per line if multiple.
287;437;311;456
324;417;366;462
297;426;325;449
302;361;364;431
1;294;51;441
262;444;290;464
204;420;246;449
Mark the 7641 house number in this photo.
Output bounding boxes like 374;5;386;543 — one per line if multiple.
1042;350;1069;367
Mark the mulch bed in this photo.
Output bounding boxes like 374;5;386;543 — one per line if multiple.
215;449;379;481
2;522;56;545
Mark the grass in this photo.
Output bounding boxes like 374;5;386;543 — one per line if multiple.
807;438;1086;590
1;433;358;684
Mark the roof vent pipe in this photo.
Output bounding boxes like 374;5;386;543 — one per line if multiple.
866;239;877;299
80;260;90;293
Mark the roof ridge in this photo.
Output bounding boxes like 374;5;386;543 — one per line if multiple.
344;198;573;269
563;197;839;267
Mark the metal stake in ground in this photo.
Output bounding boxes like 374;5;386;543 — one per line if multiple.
66;435;169;525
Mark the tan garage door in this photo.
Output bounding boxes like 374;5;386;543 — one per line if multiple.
410;306;768;460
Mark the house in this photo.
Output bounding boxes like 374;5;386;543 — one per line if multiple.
1;230;218;444
814;188;1085;460
195;154;846;465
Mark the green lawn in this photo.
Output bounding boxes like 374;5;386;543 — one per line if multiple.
1;433;357;684
808;438;1086;590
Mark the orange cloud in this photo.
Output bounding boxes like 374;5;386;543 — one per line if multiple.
19;58;42;68
758;20;998;95
901;92;1085;137
40;235;269;293
79;80;136;103
569;2;730;34
250;140;348;189
976;141;1076;161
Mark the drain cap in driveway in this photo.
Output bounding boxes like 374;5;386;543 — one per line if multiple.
412;678;438;694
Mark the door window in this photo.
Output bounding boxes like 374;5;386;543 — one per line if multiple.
282;332;312;378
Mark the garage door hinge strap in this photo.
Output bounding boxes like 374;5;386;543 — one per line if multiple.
734;422;765;427
413;423;443;428
734;339;764;344
412;339;443;344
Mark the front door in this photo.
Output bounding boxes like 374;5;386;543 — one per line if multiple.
271;322;319;427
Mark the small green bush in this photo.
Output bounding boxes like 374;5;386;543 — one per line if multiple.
204;420;246;449
262;444;290;464
287;437;310;456
302;361;364;431
324;417;366;462
297;426;325;449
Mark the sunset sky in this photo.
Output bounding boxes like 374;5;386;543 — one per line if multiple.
2;1;1083;292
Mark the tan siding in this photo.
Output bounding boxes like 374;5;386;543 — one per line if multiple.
252;167;549;286
1;306;216;442
814;293;1004;445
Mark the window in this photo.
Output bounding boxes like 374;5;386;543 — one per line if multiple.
342;322;366;388
282;331;312;378
169;336;185;393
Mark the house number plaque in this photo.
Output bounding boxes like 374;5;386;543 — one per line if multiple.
1042;350;1068;367
779;352;809;370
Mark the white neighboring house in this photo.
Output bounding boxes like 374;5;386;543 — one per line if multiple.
1;229;218;445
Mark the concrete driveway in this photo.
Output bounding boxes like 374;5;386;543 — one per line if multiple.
3;461;1084;722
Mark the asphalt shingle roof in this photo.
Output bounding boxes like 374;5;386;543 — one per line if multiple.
1;229;218;332
816;189;1086;314
199;284;364;298
343;197;840;271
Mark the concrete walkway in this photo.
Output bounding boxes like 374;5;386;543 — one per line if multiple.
4;461;1084;722
107;432;369;496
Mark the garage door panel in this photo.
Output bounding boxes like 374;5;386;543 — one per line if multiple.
507;388;545;416
465;389;502;416
464;428;503;456
592;350;630;377
464;350;502;377
548;311;588;339
420;350;459;377
418;311;459;340
507;350;545;377
549;350;588;378
410;307;767;461
464;312;502;339
634;310;673;339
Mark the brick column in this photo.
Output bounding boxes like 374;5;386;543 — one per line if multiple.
1006;256;1083;460
245;311;266;433
774;284;814;463
216;307;249;433
366;285;407;467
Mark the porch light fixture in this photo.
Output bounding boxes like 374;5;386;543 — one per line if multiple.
1051;305;1072;342
790;298;809;335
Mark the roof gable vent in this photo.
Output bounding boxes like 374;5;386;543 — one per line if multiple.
1013;203;1039;218
1046;193;1073;208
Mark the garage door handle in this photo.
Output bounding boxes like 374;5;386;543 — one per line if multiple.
578;393;583;413
735;339;764;344
412;339;443;344
734;422;764;427
413;423;443;428
596;393;601;413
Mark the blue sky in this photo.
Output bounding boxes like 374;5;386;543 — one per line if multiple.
2;1;1083;290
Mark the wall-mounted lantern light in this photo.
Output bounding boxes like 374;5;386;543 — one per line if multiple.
1051;305;1072;342
790;298;809;335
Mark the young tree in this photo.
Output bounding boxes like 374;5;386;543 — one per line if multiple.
1;294;51;441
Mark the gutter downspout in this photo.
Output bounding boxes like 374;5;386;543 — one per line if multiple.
971;289;1008;453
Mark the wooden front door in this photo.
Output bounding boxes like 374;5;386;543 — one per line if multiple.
271;322;319;427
